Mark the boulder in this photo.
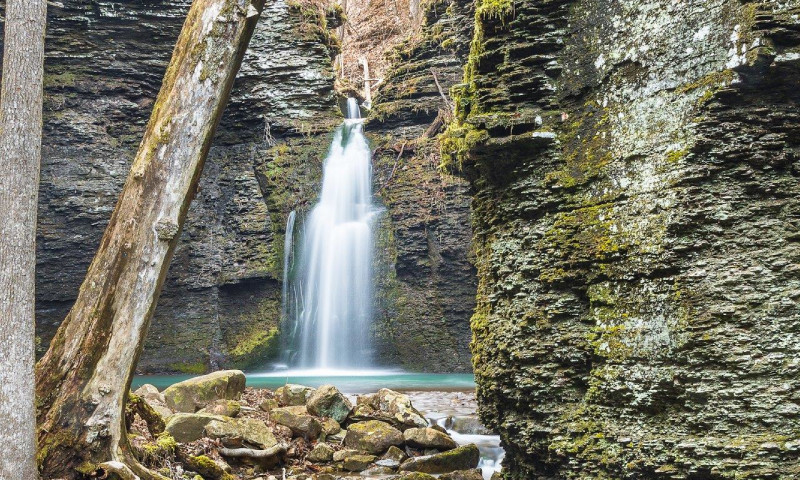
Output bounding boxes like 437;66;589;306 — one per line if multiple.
184;455;234;480
306;384;352;423
397;473;437;480
354;389;427;430
198;399;241;417
165;413;225;443
271;406;322;439
344;420;404;454
319;417;341;436
134;384;173;419
134;384;164;403
275;384;315;406
403;427;457;451
399;444;480;474
163;370;246;413
204;417;277;449
306;443;335;463
440;469;485;480
342;453;377;471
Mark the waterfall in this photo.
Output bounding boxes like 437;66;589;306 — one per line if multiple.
285;98;378;370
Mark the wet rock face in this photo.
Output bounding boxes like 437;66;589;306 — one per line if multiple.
5;0;340;372
443;0;800;477
367;0;478;372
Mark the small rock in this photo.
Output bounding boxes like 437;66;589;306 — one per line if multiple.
345;420;404;454
164;413;225;443
343;453;377;471
440;469;484;480
382;445;408;463
447;416;492;435
271;406;322;439
306;443;335;463
399;444;480;474
275;384;315;406
328;427;347;443
361;465;396;475
162;370;246;413
198;399;241;417
333;449;359;462
259;398;278;412
403;427;457;451
204;417;277;449
375;458;400;468
306;384;353;423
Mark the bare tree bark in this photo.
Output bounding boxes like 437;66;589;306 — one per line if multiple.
33;0;264;476
0;0;47;478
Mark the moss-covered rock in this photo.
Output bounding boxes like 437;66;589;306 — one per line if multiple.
306;384;352;423
398;444;480;474
344;420;405;454
162;370;246;413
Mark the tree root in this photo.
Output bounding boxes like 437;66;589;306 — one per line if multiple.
219;443;287;459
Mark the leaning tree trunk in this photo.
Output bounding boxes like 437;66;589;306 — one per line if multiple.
0;0;47;478
34;0;264;477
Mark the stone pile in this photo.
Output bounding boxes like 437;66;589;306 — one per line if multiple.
127;371;484;480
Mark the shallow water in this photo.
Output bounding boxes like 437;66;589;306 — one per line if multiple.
133;370;476;393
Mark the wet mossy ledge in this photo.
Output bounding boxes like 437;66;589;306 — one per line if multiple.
438;0;800;477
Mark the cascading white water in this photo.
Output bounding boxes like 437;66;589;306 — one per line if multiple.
288;98;377;369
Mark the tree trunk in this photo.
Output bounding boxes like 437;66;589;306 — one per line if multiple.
34;0;264;476
0;0;47;478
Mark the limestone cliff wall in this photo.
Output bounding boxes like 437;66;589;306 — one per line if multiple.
367;0;477;372
442;0;800;477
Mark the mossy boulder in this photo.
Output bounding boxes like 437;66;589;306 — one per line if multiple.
344;420;404;454
271;406;322;439
397;473;437;480
184;455;234;480
275;384;315;406
399;444;480;474
306;384;352;423
440;469;484;480
307;442;335;463
342;453;377;471
162;370;246;413
403;427;457;450
204;417;277;449
165;413;226;443
354;389;427;430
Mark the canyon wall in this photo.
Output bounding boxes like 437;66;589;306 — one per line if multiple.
441;0;800;477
